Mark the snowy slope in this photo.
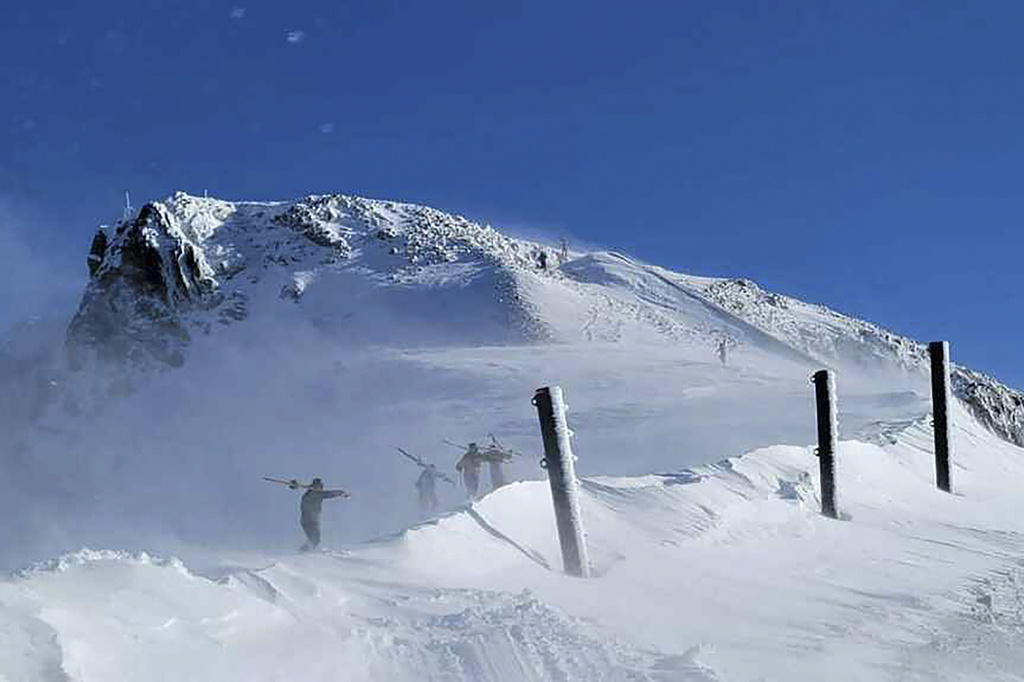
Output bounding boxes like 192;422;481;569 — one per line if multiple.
3;191;1024;680
1;189;1020;560
3;401;1024;681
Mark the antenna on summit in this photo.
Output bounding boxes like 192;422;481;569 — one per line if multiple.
123;190;133;221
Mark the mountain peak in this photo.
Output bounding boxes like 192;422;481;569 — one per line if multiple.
65;192;559;371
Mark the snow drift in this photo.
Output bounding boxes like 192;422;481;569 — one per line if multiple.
3;191;1024;679
4;401;1024;680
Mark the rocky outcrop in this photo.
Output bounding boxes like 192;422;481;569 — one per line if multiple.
63;192;553;373
952;367;1024;448
67;202;215;370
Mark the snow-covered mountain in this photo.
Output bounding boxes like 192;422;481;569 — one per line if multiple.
1;190;1021;553
60;191;1024;444
67;193;551;372
4;192;1024;680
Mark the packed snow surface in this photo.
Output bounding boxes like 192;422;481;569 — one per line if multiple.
3;193;1024;680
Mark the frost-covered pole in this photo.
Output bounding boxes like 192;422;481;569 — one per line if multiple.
532;386;590;578
812;370;840;519
929;341;953;493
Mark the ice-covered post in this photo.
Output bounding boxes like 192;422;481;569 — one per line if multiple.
812;369;840;519
532;386;590;578
929;341;953;493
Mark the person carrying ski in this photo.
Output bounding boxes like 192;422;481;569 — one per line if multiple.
717;337;729;366
481;442;513;491
415;464;440;512
455;443;484;500
289;478;349;551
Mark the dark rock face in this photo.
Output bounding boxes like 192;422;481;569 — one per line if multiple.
66;204;212;370
87;229;107;277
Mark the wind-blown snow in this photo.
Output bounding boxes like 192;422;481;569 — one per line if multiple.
3;192;1024;679
4;402;1024;680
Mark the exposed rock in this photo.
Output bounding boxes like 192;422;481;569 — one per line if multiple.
952;367;1024;447
86;228;107;277
67;204;196;370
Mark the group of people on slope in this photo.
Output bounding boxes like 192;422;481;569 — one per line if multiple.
279;441;514;551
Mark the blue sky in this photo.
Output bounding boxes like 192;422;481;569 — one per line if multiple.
2;1;1022;385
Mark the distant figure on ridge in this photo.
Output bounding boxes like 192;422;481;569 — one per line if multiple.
287;477;350;551
717;337;730;366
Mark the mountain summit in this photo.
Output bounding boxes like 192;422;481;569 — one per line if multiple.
67;192;552;371
62;192;1024;446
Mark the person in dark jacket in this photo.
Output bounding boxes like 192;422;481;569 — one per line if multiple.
289;477;349;551
455;443;484;500
415;465;440;512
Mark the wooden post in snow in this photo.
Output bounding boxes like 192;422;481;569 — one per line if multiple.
532;386;590;578
812;369;840;519
929;341;953;493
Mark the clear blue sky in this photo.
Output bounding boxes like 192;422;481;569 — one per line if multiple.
2;1;1022;385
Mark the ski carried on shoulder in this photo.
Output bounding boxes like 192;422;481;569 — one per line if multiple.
395;448;456;484
263;476;312;489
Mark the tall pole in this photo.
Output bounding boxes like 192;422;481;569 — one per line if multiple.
812;370;839;519
532;386;590;577
929;341;953;493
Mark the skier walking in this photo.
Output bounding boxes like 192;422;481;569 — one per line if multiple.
415;465;441;512
717;337;729;366
396;447;455;514
455;442;485;499
481;441;514;491
287;478;349;551
488;459;507;490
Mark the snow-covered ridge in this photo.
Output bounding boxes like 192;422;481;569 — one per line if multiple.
680;273;1024;446
54;190;1024;448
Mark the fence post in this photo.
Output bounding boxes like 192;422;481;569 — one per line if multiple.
812;369;839;519
532;386;590;578
929;341;953;493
